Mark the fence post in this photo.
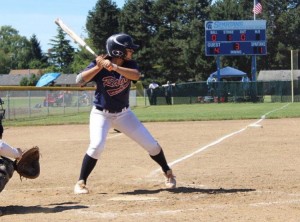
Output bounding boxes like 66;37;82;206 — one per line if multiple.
63;90;66;115
46;90;50;115
291;50;294;103
28;90;31;117
144;89;147;106
77;90;80;112
6;91;10;120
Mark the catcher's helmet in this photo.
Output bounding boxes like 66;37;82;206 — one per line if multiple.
106;33;139;59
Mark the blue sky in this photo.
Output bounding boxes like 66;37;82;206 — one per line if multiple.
0;0;125;52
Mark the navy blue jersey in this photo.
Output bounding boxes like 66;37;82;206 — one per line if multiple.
84;59;138;111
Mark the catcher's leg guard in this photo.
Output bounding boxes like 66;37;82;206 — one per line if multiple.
0;157;14;192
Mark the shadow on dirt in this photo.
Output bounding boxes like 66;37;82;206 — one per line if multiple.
2;201;88;216
120;187;256;195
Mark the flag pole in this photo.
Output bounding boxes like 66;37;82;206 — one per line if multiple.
253;0;256;20
252;0;257;81
251;0;258;101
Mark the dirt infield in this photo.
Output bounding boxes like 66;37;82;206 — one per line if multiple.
1;118;300;221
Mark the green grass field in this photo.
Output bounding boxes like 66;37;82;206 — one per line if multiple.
3;102;299;127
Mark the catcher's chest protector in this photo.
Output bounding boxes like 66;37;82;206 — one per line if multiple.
0;157;14;192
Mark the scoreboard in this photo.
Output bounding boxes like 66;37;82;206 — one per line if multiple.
205;20;267;56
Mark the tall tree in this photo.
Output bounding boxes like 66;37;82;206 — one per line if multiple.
0;26;32;71
0;48;11;73
29;34;43;60
178;0;212;81
28;34;48;69
48;27;75;73
146;0;211;82
86;0;120;53
270;1;300;69
119;0;155;78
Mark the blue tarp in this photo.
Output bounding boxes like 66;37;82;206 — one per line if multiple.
210;66;247;78
36;73;61;87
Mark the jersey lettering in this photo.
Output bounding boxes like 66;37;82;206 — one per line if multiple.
103;76;130;96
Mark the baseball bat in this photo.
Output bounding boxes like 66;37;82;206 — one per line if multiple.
54;18;98;57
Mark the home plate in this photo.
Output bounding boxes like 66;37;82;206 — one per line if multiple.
109;196;159;201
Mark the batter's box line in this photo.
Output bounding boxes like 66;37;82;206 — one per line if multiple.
149;103;291;177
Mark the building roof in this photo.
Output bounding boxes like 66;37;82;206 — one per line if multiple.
0;74;32;86
9;69;44;75
0;73;77;86
257;70;300;81
55;74;77;86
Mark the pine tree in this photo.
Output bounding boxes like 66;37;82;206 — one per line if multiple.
30;34;43;60
86;0;120;53
48;27;75;73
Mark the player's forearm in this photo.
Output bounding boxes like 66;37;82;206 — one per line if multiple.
0;141;22;159
112;65;141;81
76;66;102;85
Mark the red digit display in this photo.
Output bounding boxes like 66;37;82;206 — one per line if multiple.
210;47;220;54
240;33;246;41
254;46;264;54
212;34;217;41
233;43;240;50
214;47;220;54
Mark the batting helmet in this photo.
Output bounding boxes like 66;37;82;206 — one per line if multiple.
106;33;139;59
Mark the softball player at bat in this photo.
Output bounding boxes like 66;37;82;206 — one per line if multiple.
74;33;176;194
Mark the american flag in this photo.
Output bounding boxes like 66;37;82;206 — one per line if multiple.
253;0;262;14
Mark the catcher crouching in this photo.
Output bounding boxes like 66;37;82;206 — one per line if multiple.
0;123;40;216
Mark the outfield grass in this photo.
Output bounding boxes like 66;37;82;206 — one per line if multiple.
3;102;299;127
132;102;299;121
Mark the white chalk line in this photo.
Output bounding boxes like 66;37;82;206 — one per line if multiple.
249;199;300;207
3;186;70;192
72;197;300;219
73;208;199;219
150;103;290;176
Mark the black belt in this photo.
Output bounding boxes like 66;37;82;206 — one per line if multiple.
95;105;129;113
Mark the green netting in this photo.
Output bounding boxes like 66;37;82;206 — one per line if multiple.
147;80;299;104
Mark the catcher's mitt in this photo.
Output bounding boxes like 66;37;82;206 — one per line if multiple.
15;146;40;179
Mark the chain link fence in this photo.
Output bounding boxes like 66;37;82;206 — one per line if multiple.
0;87;137;120
1;80;299;120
